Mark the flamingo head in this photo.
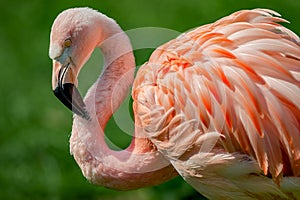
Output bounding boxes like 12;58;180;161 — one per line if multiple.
49;8;102;120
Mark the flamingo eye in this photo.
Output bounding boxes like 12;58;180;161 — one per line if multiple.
64;38;72;48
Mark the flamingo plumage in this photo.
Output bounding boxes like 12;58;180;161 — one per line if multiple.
49;7;300;199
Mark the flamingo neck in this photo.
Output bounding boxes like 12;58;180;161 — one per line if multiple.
70;12;176;190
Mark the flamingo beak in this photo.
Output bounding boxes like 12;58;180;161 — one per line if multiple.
52;60;90;120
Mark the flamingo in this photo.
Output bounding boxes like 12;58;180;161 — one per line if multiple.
49;7;300;199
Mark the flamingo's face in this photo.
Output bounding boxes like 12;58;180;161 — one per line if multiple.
49;8;100;120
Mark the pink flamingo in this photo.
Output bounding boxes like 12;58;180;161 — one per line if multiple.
49;8;300;199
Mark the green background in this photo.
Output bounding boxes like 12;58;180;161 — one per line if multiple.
0;0;299;200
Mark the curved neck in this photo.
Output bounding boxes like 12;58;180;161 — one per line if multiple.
70;13;176;190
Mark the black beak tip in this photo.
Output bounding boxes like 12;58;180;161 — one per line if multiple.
53;83;90;120
81;110;91;121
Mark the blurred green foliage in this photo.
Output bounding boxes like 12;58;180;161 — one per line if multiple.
0;0;299;199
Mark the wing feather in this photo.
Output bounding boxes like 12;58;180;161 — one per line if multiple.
133;9;300;197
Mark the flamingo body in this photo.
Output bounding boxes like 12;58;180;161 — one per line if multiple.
49;8;300;199
133;9;300;199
